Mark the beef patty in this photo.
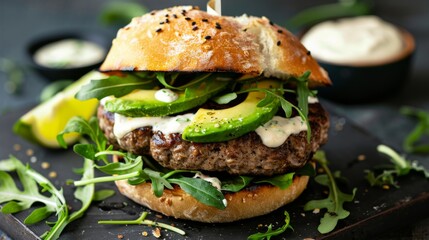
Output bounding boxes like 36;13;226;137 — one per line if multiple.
98;102;329;176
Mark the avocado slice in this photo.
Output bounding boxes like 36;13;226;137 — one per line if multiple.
182;80;281;142
104;77;230;117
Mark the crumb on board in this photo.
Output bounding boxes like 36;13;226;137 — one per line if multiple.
30;156;37;163
312;208;320;214
48;171;57;178
41;162;50;169
13;144;21;151
142;231;148;237
117;234;124;239
383;185;390;190
301;213;306;217
152;227;161;238
357;154;366;161
26;149;34;156
155;214;163;219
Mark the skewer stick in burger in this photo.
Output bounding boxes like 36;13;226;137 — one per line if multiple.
76;5;331;223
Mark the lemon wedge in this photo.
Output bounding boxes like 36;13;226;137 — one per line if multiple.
13;71;106;148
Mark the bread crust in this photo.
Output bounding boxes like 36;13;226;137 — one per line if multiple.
114;156;309;223
100;6;331;87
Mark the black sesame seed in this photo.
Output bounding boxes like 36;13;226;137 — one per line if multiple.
205;35;212;40
156;28;162;33
243;28;248;32
277;41;281;46
182;12;186;16
173;14;178;18
215;22;221;29
185;17;191;21
182;9;187;13
269;21;274;26
277;29;283;33
160;21;165;24
202;19;209;22
192;21;196;26
192;26;198;31
307;51;311;56
166;19;169;23
165;14;169;17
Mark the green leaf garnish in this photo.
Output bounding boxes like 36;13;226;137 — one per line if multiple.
221;176;253;192
304;151;357;234
400;106;429;154
365;145;429;188
98;211;186;235
75;74;157;100
169;177;226;209
247;211;293;240
255;172;295;190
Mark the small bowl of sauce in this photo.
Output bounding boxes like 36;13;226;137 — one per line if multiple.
27;32;109;81
300;16;415;103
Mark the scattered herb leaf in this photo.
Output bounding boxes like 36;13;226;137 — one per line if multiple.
365;145;429;188
400;106;429;154
247;211;293;240
99;211;185;235
100;2;148;27
304;151;357;234
75;74;156;100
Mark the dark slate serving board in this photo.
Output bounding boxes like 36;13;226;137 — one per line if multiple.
1;106;428;240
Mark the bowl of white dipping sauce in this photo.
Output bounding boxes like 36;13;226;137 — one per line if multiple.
300;16;415;103
27;32;109;81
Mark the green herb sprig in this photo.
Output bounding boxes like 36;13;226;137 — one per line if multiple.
304;151;357;234
247;211;293;240
0;156;113;240
99;211;185;235
400;106;429;154
365;145;429;188
75;73;157;100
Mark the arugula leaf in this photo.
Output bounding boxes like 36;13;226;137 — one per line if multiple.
0;157;58;217
294;71;312;118
156;72;212;90
304;151;357;234
75;74;157;100
255;173;295;190
143;168;173;197
247;211;293;240
365;145;429;188
169;177;226;209
221;176;253;192
93;190;116;202
98;211;185;235
400;106;429;154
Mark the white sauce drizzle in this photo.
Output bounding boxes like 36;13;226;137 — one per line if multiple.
154;89;179;103
113;113;194;139
255;116;308;148
33;39;105;68
308;96;319;104
301;16;403;64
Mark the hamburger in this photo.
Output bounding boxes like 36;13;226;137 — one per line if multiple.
77;6;331;223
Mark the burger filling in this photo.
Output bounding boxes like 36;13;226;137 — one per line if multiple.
75;71;329;208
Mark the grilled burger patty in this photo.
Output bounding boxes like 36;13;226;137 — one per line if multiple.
98;102;329;176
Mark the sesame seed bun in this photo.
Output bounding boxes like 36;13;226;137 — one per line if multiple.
100;6;331;87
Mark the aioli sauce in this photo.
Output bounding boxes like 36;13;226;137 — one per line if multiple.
255;116;307;148
34;39;105;68
301;16;403;65
113;113;194;139
154;89;179;103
